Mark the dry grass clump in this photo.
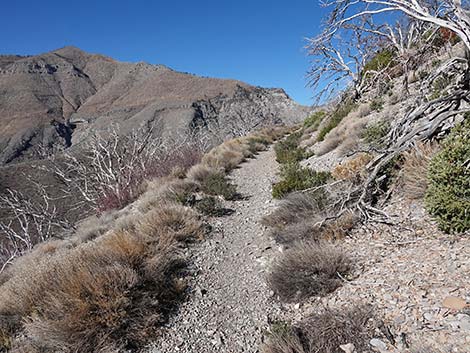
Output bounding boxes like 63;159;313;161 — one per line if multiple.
401;142;439;200
267;242;351;302
202;141;249;171
321;211;359;240
262;191;328;228
138;177;200;212
331;153;373;182
202;126;291;171
186;164;220;184
270;211;358;245
137;204;204;243
0;125;291;352
315;115;368;157
262;306;376;353
0;217;189;352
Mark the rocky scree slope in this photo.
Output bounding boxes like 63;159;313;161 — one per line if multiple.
0;46;308;165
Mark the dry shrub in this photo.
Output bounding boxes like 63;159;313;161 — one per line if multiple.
270;220;322;245
96;143;202;213
401;142;439;200
315;135;343;156
201;126;289;171
0;225;186;352
202;145;245;171
138;178;200;212
331;153;373;182
316;114;368;157
186;164;220;184
271;211;358;245
321;211;359;240
137;204;204;243
262;306;376;353
267;242;351;302
299;135;317;149
262;191;328;229
73;207;135;243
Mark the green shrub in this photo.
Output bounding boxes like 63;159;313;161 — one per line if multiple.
425;119;470;233
304;111;326;130
200;172;238;200
363;48;396;73
272;162;330;199
317;101;357;142
370;99;384;112
429;76;452;100
274;132;306;164
362;120;390;146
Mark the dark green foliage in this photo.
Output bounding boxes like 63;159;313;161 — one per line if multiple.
362;120;390;146
429;76;452;100
274;132;306;164
304;111;326;130
200;172;238;200
418;70;429;80
370;99;384;112
272;162;330;199
363;48;396;73
317;101;357;142
425;119;470;233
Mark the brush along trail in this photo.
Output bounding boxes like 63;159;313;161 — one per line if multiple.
150;147;283;353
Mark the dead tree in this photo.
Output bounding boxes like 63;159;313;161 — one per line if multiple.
0;183;74;272
306;24;389;101
304;0;470;221
321;0;470;52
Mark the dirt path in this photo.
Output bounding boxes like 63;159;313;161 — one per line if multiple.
151;147;282;353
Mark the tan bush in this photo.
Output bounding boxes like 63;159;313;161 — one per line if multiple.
401;142;439;200
138;178;199;212
267;241;351;302
315;134;343;156
331;153;373;181
262;191;328;229
137;204;204;243
262;306;376;353
186;164;219;184
321;211;359;240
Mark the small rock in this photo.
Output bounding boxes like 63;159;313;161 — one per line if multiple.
443;296;467;310
423;312;434;321
370;338;387;351
339;343;355;353
393;315;406;325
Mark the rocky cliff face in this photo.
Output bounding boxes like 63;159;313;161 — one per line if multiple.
0;46;308;164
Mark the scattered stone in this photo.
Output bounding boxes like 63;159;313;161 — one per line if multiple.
339;343;355;353
370;338;387;351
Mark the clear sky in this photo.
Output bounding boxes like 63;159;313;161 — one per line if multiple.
0;1;328;106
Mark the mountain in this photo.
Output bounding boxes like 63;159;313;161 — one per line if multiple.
0;46;308;164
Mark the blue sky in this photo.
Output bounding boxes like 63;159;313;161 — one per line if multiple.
0;1;329;105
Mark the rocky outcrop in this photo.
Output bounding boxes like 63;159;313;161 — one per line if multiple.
0;46;309;164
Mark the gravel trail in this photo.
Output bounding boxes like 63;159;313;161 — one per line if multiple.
152;147;282;353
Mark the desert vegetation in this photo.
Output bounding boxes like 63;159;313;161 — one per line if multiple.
0;126;290;352
267;241;351;302
425;119;470;233
262;306;378;353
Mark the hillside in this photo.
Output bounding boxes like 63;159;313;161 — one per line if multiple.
0;46;307;165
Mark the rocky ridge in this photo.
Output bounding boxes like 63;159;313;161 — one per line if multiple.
0;46;308;165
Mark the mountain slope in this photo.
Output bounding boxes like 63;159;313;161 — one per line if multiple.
0;46;308;164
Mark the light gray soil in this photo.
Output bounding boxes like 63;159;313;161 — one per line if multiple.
150;147;283;353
